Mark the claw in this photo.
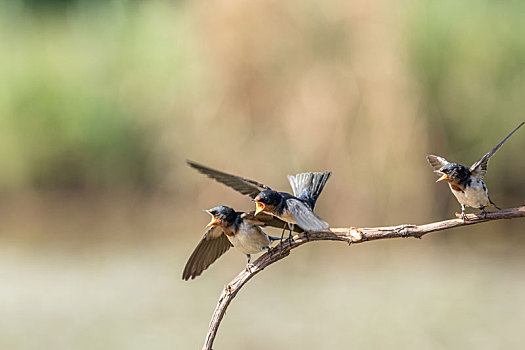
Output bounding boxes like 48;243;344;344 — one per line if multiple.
460;204;467;222
245;263;255;273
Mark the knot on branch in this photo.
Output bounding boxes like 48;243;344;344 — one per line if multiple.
395;224;419;238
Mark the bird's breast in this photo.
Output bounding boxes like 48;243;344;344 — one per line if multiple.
227;223;271;255
449;179;490;209
277;209;296;225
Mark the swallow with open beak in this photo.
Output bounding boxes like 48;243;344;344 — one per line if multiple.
427;122;524;220
182;206;300;280
186;161;331;238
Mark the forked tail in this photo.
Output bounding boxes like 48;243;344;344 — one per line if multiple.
287;171;332;209
489;196;501;210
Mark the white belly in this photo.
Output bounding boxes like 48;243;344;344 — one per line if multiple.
228;223;271;255
449;180;490;209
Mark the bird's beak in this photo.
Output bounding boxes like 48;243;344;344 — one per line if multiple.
254;202;265;215
436;174;449;182
206;216;221;228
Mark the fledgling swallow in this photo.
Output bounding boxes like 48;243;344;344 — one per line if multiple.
182;206;299;280
427;122;524;220
186;161;331;237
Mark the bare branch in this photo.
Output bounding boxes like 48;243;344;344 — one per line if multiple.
202;205;525;350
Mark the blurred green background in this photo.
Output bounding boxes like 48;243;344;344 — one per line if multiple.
1;0;525;349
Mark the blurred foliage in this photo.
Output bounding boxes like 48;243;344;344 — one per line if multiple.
407;0;525;152
0;1;196;189
1;0;524;197
406;0;525;207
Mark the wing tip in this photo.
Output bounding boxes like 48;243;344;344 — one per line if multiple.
182;272;199;281
302;222;330;232
186;159;205;173
186;159;202;169
181;267;194;281
317;221;330;231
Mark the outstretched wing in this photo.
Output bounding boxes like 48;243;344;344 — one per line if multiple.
187;160;270;199
470;122;524;180
241;211;303;233
426;155;449;171
286;198;329;232
182;227;232;280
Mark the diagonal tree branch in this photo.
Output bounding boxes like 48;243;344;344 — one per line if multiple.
202;205;525;350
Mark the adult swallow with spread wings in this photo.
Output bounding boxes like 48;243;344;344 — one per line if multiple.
427;122;524;220
182;206;302;280
186;161;332;238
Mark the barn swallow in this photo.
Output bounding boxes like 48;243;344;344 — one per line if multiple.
182;206;300;280
186;161;331;238
427;122;524;220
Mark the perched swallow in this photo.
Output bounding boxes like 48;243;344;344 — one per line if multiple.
182;206;300;280
186;161;332;236
427;122;524;219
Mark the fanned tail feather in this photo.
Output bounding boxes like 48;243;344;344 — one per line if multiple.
287;171;332;209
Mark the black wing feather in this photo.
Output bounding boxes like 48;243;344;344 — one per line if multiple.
426;155;449;171
187;160;270;199
182;227;232;280
470;122;524;179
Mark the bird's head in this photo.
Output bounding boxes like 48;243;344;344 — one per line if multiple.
435;163;470;184
253;190;281;215
205;206;236;228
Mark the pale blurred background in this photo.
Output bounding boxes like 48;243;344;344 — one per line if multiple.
1;0;525;349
